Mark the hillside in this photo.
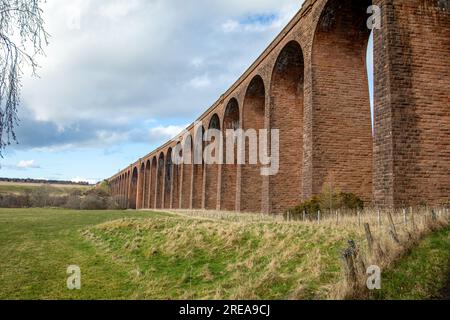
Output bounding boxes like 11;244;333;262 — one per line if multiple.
0;208;448;300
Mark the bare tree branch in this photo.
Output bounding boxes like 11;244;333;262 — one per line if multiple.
0;0;49;157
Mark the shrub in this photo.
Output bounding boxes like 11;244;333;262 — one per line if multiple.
285;196;321;220
286;192;364;219
106;195;126;210
29;185;53;207
337;192;364;211
0;194;30;208
80;195;107;210
65;195;81;210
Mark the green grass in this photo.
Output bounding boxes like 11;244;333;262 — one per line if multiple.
0;208;165;299
0;208;448;300
371;226;450;300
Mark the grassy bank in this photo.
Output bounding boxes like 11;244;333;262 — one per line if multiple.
372;226;450;300
0;208;448;300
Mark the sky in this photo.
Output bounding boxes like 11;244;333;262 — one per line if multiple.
0;0;373;185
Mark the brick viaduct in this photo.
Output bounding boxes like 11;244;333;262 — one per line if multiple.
108;0;450;213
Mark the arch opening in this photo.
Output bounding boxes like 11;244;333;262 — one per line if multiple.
242;76;265;213
221;99;240;211
129;167;139;209
137;163;145;209
269;40;304;213
172;145;181;209
204;114;221;210
164;148;173;208
150;157;157;208
181;135;193;209
143;160;151;208
156;153;165;208
312;0;373;203
192;126;205;209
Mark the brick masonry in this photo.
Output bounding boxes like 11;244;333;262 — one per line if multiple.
109;0;450;213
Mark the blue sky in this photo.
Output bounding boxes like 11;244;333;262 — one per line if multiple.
0;0;373;184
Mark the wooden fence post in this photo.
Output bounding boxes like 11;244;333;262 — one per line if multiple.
317;210;321;224
341;243;357;292
357;210;361;227
364;223;374;255
432;209;437;221
377;210;382;228
387;211;400;244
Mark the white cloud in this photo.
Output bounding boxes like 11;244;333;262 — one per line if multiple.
149;125;188;142
188;74;212;89
17;160;40;169
71;177;98;185
17;0;304;150
98;0;140;19
222;20;239;33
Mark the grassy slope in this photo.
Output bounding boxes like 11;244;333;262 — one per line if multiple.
0;208;448;300
0;209;163;299
372;226;450;300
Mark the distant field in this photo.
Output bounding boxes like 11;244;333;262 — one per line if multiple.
0;181;91;195
0;208;448;300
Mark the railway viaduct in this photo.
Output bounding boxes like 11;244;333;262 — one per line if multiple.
108;0;450;213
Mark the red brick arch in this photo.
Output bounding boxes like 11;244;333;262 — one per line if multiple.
164;148;173;209
312;0;373;203
143;160;151;208
129;167;139;209
172;144;182;209
269;40;305;213
156;153;165;209
150;156;157;208
241;75;266;213
204;114;221;210
192;126;204;209
181;135;193;209
221;98;240;211
109;0;450;212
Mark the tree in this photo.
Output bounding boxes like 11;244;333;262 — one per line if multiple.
0;0;48;157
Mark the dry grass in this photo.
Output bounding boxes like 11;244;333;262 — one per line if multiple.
86;207;449;299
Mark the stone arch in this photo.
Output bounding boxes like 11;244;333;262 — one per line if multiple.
143;159;151;208
118;176;122;207
221;98;240;211
172;144;182;209
269;40;304;213
129;167;139;209
241;75;266;212
122;174;126;205
192;126;205;209
126;171;131;208
137;162;145;209
204;114;221;210
150;157;157;208
156;153;165;208
181;134;193;209
164;148;173;208
312;0;373;203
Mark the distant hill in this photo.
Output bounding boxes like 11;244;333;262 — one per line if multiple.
0;177;91;186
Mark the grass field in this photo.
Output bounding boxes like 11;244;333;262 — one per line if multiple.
0;181;91;196
0;208;448;300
